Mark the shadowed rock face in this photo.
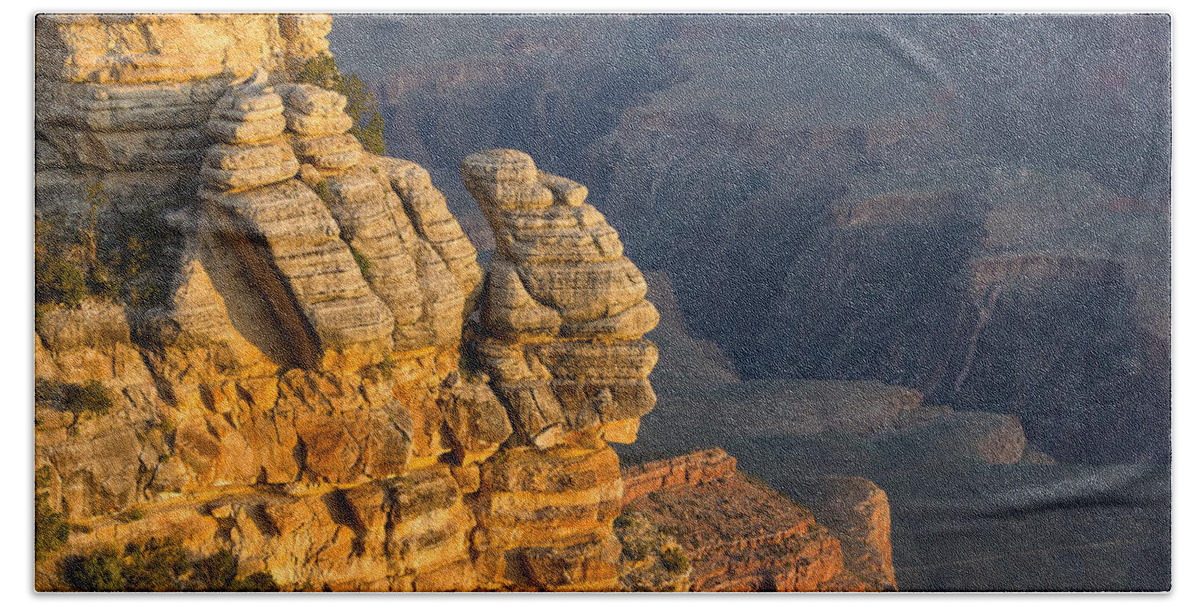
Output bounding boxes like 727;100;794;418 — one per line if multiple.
331;15;1170;468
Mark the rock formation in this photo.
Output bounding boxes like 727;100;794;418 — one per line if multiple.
34;13;667;592
453;149;661;589
33;13;889;593
621;449;896;591
462;149;660;448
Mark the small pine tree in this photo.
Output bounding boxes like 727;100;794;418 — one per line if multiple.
296;54;388;155
33;182;177;312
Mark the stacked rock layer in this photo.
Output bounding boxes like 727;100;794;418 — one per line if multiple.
456;149;664;590
621;450;897;592
33;13;887;593
33;14;666;592
462;149;661;450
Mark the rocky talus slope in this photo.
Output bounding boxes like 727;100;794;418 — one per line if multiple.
33;14;877;592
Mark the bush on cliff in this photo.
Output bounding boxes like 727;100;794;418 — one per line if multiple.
37;379;115;419
60;540;278;592
62;380;114;417
615;511;692;591
61;546;126;591
296;54;387;155
661;546;690;575
35;183;179;314
34;491;70;560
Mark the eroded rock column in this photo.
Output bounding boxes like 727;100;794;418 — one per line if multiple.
462;149;660;590
463;149;660;448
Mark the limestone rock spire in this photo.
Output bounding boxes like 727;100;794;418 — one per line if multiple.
463;149;660;448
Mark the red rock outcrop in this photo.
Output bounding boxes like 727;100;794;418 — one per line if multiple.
620;449;896;591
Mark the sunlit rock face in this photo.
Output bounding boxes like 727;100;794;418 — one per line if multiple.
463;149;660;450
35;14;502;591
454;149;661;590
35;14;666;592
35;14;883;594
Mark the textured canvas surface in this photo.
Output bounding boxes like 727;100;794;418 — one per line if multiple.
32;13;1170;592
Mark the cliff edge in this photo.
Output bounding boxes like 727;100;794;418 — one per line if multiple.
33;14;888;592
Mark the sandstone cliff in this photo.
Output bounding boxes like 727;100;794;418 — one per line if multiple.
33;14;898;593
33;14;660;592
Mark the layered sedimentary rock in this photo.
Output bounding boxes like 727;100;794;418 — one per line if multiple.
445;150;664;591
790;476;897;591
462;149;660;450
33;14;666;592
471;438;625;590
34;14;333;221
36;13;482;591
200;71;396;369
34;14;887;593
621;449;896;591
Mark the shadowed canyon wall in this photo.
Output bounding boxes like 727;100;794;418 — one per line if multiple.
331;14;1170;466
324;14;1170;592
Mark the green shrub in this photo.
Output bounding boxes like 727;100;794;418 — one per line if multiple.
378;352;395;380
61;546;125;591
60;541;278;592
623;542;651;562
296;54;387;155
35;185;105;309
311;179;334;204
350;246;372;276
661;546;690;574
44;260;88;308
158;417;177;449
120;538;191;592
192;548;239;591
115;505;145;523
61;381;114;417
35;493;70;560
102;201;178;307
34;378;57;406
613;513;637;530
231;571;280;592
34;183;179;312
